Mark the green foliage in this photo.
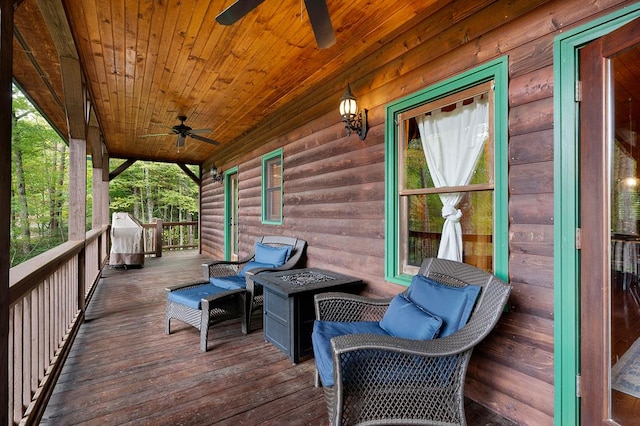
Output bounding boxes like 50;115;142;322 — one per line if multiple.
109;160;199;223
9;86;201;267
11;87;73;266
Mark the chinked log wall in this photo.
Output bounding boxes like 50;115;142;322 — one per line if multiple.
200;0;632;423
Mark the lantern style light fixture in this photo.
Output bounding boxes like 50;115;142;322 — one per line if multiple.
210;163;224;183
176;134;186;153
339;84;368;140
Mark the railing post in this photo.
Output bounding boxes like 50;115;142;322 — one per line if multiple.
155;219;163;258
78;246;86;312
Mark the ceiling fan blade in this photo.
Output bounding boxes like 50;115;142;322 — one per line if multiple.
304;0;336;49
188;133;220;146
139;132;174;138
216;0;265;26
188;128;213;134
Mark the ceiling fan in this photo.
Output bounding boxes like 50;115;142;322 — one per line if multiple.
216;0;336;49
140;116;220;151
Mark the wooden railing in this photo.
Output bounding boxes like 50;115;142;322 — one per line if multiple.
8;225;110;426
141;220;198;257
408;230;493;270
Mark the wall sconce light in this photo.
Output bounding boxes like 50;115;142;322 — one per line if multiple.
210;163;224;183
339;84;368;140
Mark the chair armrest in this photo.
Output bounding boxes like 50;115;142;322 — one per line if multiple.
165;280;209;292
314;292;393;322
201;260;250;280
331;331;475;359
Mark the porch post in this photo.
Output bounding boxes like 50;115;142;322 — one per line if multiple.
69;137;87;309
0;0;14;423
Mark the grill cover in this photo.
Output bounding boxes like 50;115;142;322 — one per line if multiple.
110;212;144;266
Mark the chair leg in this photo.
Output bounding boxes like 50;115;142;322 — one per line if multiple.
200;307;209;352
165;303;171;335
241;292;250;335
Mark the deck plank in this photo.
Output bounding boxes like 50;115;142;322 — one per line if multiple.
41;251;514;425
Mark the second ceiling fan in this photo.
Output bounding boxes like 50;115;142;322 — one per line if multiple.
216;0;336;49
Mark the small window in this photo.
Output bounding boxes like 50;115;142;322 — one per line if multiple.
262;149;283;224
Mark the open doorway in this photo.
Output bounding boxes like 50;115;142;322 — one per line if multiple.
579;18;640;424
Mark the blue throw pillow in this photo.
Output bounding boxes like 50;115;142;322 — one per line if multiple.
254;242;291;267
238;261;276;277
406;274;481;338
379;294;442;340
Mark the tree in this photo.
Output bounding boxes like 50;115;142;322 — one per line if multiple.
11;87;70;265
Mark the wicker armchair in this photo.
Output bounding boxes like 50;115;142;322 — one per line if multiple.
202;235;307;332
313;258;511;426
165;236;306;351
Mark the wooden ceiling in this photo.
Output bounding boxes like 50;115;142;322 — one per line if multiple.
13;0;441;165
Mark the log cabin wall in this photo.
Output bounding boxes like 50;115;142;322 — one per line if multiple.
200;0;634;423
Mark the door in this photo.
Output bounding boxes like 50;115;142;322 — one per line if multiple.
224;170;239;261
580;19;640;424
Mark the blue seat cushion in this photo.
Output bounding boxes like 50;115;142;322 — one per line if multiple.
379;294;443;340
312;320;388;387
167;283;232;310
209;275;246;290
254;242;291;267
238;261;277;278
406;275;481;338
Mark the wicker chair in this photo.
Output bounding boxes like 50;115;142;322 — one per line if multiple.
313;258;511;426
165;236;306;351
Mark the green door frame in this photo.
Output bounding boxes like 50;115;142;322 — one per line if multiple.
223;166;239;260
553;4;640;424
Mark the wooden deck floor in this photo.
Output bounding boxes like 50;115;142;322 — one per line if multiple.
40;251;515;425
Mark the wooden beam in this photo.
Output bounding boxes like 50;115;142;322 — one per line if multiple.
109;158;137;181
177;163;200;185
37;0;86;140
59;56;86;140
0;1;13;423
36;0;77;58
88;109;102;169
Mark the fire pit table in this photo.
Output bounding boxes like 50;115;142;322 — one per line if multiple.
252;268;363;363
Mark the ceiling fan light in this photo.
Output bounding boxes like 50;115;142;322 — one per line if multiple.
176;134;186;153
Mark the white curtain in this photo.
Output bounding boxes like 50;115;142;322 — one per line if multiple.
415;95;489;261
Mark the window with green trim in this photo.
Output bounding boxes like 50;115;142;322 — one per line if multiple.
262;149;283;224
385;58;508;284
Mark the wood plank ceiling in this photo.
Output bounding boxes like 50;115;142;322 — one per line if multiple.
13;0;441;165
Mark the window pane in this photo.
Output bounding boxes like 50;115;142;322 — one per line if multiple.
403;190;494;272
263;153;282;223
267;159;281;188
267;189;281;220
402;94;492;191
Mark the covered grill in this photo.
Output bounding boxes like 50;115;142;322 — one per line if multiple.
109;212;144;267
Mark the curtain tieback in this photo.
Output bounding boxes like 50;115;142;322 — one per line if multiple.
441;205;462;223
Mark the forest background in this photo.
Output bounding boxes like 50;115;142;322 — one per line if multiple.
11;86;200;267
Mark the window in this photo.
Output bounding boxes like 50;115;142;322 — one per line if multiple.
262;148;283;224
385;58;508;284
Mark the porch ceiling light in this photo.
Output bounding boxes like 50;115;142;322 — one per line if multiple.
339;84;368;140
210;163;223;183
176;134;186;153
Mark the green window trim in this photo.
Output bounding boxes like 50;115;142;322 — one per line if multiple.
261;148;283;225
384;56;509;286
